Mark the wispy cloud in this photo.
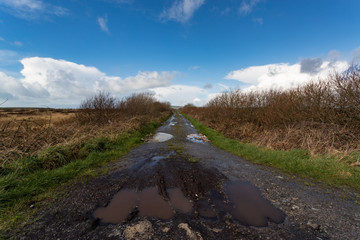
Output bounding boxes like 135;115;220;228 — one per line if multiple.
0;49;19;66
0;36;23;46
98;15;110;33
160;0;205;24
13;41;23;46
0;0;69;20
189;65;200;70
239;0;261;16
252;17;263;25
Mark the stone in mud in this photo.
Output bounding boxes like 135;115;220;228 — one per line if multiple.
178;223;203;240
307;221;320;230
123;220;154;240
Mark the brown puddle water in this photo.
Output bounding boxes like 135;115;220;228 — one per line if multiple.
168;188;192;214
94;187;192;223
225;182;286;227
138;187;173;219
94;189;137;224
94;182;285;227
198;199;217;218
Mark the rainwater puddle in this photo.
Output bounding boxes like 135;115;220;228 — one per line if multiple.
198;199;217;218
94;182;285;227
186;133;210;143
225;182;286;227
94;187;193;223
94;189;137;224
139;187;173;219
168;188;192;214
151;132;173;142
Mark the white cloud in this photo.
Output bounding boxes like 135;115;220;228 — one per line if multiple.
150;84;213;106
0;0;68;19
160;0;205;23
0;57;175;107
225;59;349;91
98;15;109;33
98;71;175;94
239;0;261;15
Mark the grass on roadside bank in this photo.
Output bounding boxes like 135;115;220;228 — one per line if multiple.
0;117;168;233
182;114;360;194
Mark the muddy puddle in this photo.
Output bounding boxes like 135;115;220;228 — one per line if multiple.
94;187;193;223
94;181;285;227
150;132;173;142
225;182;286;227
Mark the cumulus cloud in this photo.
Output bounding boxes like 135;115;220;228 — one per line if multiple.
0;57;174;107
150;84;215;106
160;0;205;23
0;0;69;19
300;58;323;74
98;15;109;33
239;0;261;15
225;59;349;91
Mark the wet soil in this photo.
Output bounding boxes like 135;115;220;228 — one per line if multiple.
11;112;360;239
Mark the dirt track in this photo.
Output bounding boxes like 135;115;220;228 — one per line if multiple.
15;112;360;239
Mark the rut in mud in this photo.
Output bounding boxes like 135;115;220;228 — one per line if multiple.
93;149;285;227
14;112;360;240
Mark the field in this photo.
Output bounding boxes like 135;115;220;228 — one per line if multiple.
0;93;172;231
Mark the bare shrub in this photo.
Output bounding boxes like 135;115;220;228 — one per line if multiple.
76;91;118;125
182;67;360;155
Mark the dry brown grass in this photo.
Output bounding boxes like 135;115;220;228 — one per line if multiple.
0;92;171;165
182;67;360;156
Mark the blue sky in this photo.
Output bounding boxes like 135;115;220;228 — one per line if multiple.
0;0;359;107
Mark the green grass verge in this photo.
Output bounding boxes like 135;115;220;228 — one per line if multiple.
182;114;360;193
0;118;167;232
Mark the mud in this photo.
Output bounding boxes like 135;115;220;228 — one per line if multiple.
12;111;360;240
